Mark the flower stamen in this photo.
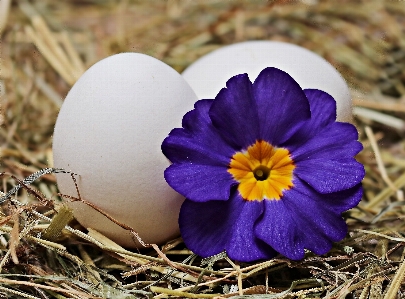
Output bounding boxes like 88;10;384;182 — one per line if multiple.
253;165;270;181
228;140;295;201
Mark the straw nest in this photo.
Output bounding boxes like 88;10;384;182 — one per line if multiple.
1;1;405;298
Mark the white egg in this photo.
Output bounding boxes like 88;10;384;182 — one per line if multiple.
52;53;198;248
182;41;352;122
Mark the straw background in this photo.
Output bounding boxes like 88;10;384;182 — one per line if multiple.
1;0;405;298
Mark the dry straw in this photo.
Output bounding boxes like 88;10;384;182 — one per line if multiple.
1;0;405;298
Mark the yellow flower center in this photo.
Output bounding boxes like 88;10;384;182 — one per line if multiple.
228;140;295;201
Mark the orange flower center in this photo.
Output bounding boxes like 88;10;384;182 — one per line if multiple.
228;140;295;201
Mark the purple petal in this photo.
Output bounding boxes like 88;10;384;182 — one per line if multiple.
283;185;349;254
162;99;239;202
295;158;365;194
179;193;277;262
304;89;337;127
253;67;311;145
284;89;337;147
164;163;234;202
162;99;235;166
162;128;230;166
209;74;260;150
254;200;305;260
182;99;214;132
286;122;362;161
256;181;351;259
226;198;277;261
294;178;363;214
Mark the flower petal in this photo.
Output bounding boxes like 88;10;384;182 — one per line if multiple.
254;200;304;260
252;67;311;145
256;180;352;259
294;178;363;214
295;157;365;193
226;197;277;261
286;122;362;161
209;74;260;150
283;182;350;254
164;163;234;202
304;89;337;127
284;89;337;147
179;193;277;262
182;99;214;132
162;99;235;166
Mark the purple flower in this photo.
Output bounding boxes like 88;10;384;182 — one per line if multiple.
162;67;364;262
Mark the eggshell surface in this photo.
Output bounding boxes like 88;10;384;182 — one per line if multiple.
53;53;198;248
182;41;352;122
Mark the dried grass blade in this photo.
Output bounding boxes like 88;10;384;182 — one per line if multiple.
353;98;405;113
42;204;74;241
60;31;86;75
364;172;405;210
87;228;200;283
23;64;63;108
10;213;20;265
355;108;405;131
0;285;41;299
364;126;401;202
150;286;220;298
24;25;75;85
0;278;97;298
0;0;11;36
383;259;405;299
31;16;75;77
354;229;405;242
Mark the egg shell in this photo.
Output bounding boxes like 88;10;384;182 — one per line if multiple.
52;53;198;248
182;41;352;122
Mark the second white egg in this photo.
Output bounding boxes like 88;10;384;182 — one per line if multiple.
182;41;352;122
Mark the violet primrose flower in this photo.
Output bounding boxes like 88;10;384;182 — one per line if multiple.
162;67;365;262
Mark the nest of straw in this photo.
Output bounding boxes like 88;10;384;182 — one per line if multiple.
1;1;405;298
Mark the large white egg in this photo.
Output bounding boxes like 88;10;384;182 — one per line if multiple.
182;41;352;122
53;53;198;248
